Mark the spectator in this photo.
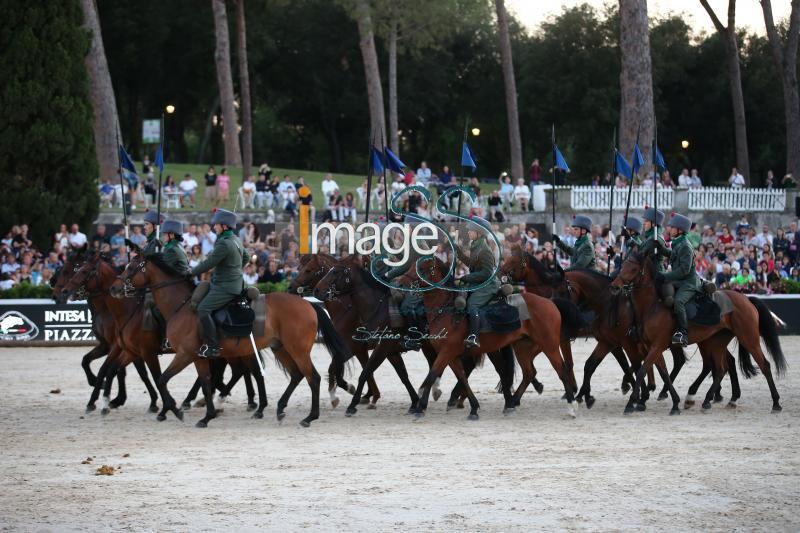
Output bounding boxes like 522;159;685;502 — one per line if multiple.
529;159;541;186
241;175;257;209
690;169;702;188
2;253;20;275
99;179;115;207
277;175;293;196
499;175;514;208
766;170;775;189
67;224;87;249
203;166;217;207
91;225;109;249
488;190;503;222
182;224;200;249
142;155;153;177
199;224;216;256
773;228;789;257
416;161;431;186
179;174;198;208
754;225;773;248
129;225;146;248
339;192;357;223
729;167;745;188
243;263;259;286
321;173;339;201
255;173;273;209
678;168;690;188
259;260;284;283
512;178;530;212
163;175;178;194
258;163;272;180
217;167;231;203
662;171;674;189
143;175;157;207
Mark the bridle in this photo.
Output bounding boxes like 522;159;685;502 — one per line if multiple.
616;257;654;296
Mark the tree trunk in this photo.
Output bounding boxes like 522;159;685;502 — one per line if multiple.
495;0;523;182
80;0;120;181
700;0;750;183
197;95;220;164
618;0;654;169
388;18;399;155
212;0;242;168
354;0;386;146
761;0;800;181
236;0;253;182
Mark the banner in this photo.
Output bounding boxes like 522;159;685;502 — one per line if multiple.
0;300;94;342
142;119;160;144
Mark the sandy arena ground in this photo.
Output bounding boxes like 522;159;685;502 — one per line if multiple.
0;338;798;531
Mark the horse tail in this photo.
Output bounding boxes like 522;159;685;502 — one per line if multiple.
312;303;351;369
737;341;759;379
747;296;787;377
552;297;586;340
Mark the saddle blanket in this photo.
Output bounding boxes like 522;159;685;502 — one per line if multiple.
686;291;733;326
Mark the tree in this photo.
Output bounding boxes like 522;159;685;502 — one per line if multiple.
618;0;654;166
236;0;253;178
80;0;119;183
760;0;800;181
494;0;523;181
0;0;98;247
352;0;386;147
387;17;399;154
699;0;750;183
212;0;242;169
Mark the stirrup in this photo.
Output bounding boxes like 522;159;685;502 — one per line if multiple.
161;338;171;352
463;334;480;348
671;330;688;347
197;344;222;359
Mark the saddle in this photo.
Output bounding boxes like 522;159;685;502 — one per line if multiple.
686;291;733;326
477;292;529;333
192;282;265;338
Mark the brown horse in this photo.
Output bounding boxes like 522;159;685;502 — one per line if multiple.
611;252;786;414
110;251;350;427
395;256;580;419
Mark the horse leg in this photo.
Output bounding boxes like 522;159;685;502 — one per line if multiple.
540;345;576;418
181;378;203;410
81;343;107;387
646;365;656;392
685;357;712;408
448;354;476;409
653;354;681;415
243;355;267;419
193;359;217;428
140;354;162;413
243;367;257;410
115;358;156;411
449;358;480;420
610;347;634;394
101;359;123;415
576;341;613;409
386;353;420;413
486;348;515;413
300;367;322;428
701;355;726;411
738;337;782;412
511;343;534;408
421;344;443;402
345;344;392;417
658;346;686;401
86;357;112;412
560;339;578;397
155;351;195;422
356;347;381;406
277;370;303;422
726;351;741;408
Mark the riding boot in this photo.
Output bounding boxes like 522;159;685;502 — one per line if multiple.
197;313;222;359
463;310;481;349
671;308;689;347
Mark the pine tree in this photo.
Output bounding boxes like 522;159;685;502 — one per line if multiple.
0;0;99;247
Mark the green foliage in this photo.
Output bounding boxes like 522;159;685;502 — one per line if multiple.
256;280;289;294
772;279;800;294
0;0;99;248
0;283;54;300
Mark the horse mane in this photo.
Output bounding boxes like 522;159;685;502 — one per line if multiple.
358;260;390;293
569;268;611;282
526;252;561;287
145;253;186;277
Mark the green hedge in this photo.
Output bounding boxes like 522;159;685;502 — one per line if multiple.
0;280;291;299
772;279;800;294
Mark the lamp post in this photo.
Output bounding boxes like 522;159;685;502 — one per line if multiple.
165;105;175;114
471;127;481;136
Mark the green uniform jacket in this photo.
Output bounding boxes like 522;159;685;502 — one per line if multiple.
162;239;189;273
661;234;700;290
456;236;500;310
639;228;668;272
557;234;596;271
142;231;161;256
191;230;248;294
624;233;643;259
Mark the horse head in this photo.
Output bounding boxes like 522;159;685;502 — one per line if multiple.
610;252;651;295
289;253;335;295
60;251;106;301
313;256;359;301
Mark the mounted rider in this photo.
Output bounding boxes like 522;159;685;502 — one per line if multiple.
383;230;429;351
637;207;667;269
553;215;595;271
457;217;500;349
190;208;248;358
160;219;190;273
655;213;700;347
621;216;643;258
141;210;163;255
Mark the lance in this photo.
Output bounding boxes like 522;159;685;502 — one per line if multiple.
607;127;617;275
653;118;659;242
456;117;469;222
621;124;640;253
115;124;131;263
364;129;374;223
155;113;165;243
551;124;557;239
381;128;390;222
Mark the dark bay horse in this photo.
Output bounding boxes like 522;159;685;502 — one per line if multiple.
395;257;580;419
111;252;350;427
612;253;786;414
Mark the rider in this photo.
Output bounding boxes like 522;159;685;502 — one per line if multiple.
141;210;163;255
153;219;189;349
655;213;700;347
553;215;595;271
190;208;248;358
457;217;500;349
638;207;666;269
620;216;643;258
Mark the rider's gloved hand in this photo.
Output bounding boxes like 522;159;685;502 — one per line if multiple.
552;234;561;244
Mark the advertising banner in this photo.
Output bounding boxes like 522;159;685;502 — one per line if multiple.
0;300;94;343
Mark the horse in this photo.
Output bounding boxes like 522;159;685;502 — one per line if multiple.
110;250;351;427
611;252;786;414
395;256;581;419
311;254;464;417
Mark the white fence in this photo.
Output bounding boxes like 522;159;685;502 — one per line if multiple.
687;187;786;212
570;186;674;211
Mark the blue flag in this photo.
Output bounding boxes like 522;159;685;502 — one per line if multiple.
554;145;570;172
461;142;477;169
118;145;137;175
370;147;384;174
615;151;632;179
383;147;405;173
653;145;666;170
631;143;644;175
154;143;165;172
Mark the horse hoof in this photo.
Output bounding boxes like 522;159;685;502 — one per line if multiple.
713;396;723;403
575;395;583;404
432;389;442;402
252;411;264;419
670;407;681;416
657;392;668;401
101;408;110;416
702;401;712;410
85;405;96;413
503;407;515;415
247;402;257;412
277;412;286;422
174;409;184;421
348;384;356;395
585;396;595;410
533;382;544;395
772;404;782;413
194;399;206;408
623;405;635;415
148;404;159;413
331;398;340;409
456;402;465;409
87;377;97;388
156;414;166;422
299;420;311;428
635;402;646;412
109;399;123;409
566;405;577;419
467;413;479;421
413;411;425;421
359;396;371;405
345;408;356;417
621;382;631;395
726;401;737;409
195;420;207;428
366;402;377;410
181;401;191;410
647;383;656;392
